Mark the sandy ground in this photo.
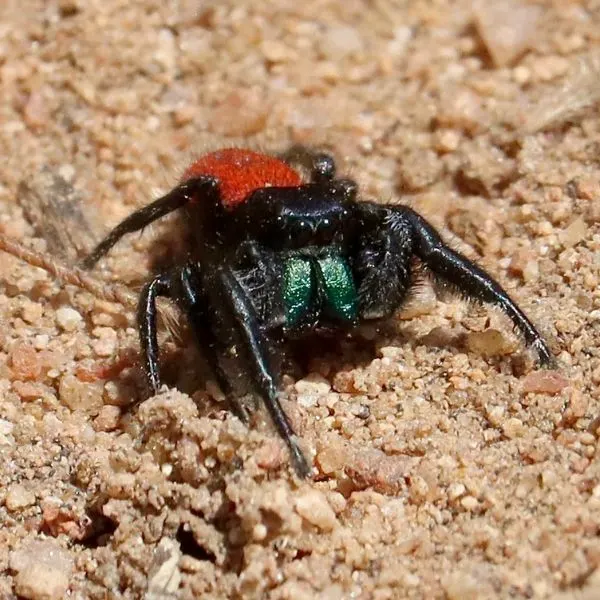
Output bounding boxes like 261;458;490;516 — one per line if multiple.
1;0;600;598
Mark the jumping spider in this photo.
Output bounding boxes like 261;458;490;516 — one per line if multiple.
81;146;553;477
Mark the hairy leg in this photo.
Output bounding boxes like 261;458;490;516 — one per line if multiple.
356;202;553;365
82;177;217;268
202;263;312;477
137;271;175;392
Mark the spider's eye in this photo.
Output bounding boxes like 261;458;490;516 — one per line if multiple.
288;218;314;244
317;216;338;243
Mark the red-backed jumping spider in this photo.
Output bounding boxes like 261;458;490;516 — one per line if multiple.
82;147;553;477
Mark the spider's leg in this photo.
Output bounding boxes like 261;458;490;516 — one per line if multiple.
82;176;217;269
395;205;553;366
174;263;252;424
353;203;414;320
204;264;312;477
280;144;336;183
137;271;175;393
233;240;287;328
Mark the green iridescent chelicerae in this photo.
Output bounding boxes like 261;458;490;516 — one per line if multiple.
282;254;358;327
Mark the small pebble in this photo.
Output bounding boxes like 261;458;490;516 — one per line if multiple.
448;482;466;501
21;301;43;325
460;495;479;511
295;490;338;531
522;371;568;395
5;483;36;511
464;329;515;358
93;405;121;432
473;0;541;67
10;540;73;600
10;343;42;381
295;374;332;396
92;327;118;357
559;216;588;249
33;334;49;350
252;524;267;541
55;307;83;332
59;374;104;414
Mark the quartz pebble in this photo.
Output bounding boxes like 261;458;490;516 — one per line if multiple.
10;540;73;600
295;490;338;531
55;307;83;332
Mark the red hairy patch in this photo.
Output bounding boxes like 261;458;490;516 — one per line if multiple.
183;148;302;209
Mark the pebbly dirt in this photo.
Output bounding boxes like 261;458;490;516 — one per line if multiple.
1;1;600;598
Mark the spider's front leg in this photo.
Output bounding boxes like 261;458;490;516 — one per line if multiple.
138;271;175;393
179;260;311;478
356;203;553;366
81;176;218;269
136;264;250;423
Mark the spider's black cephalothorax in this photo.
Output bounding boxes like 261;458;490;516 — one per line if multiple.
82;147;553;477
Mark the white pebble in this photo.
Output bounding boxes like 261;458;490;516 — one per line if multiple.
55;307;83;332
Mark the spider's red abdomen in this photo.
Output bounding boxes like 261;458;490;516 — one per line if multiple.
182;148;302;209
